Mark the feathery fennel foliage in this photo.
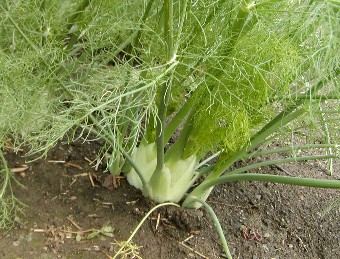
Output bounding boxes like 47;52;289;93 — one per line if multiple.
0;0;339;226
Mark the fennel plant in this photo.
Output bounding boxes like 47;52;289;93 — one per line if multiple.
0;0;339;223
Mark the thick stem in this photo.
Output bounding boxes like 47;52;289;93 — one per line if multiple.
164;0;174;62
243;144;338;160
182;173;340;208
155;80;171;172
155;0;174;172
229;1;256;41
204;173;340;191
164;106;196;161
228;155;338;175
174;0;188;54
318;105;334;175
164;95;196;143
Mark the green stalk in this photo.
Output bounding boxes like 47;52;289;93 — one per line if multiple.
184;196;232;259
182;173;340;208
201;173;340;191
174;0;188;54
155;80;172;171
200;144;338;171
318;105;334;175
228;0;256;45
155;0;174;173
164;109;195;161
243;144;338;160
272;94;340;102
228;155;338;175
198;144;338;176
197;164;215;178
196;152;221;170
164;95;195;143
164;0;174;63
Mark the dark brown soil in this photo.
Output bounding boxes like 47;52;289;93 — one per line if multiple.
0;139;339;259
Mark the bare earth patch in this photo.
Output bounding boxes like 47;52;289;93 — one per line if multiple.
1;139;339;259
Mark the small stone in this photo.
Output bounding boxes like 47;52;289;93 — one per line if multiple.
192;210;203;218
70;196;77;200
264;233;270;238
12;240;20;246
256;195;262;200
288;244;294;248
262;244;269;252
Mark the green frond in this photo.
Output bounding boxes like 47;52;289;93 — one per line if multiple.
181;22;300;158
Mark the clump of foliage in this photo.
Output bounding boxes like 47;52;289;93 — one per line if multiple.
0;0;339;233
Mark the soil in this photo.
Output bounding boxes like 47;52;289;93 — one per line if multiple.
0;138;339;259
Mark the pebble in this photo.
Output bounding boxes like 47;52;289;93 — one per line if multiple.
262;244;269;252
12;240;20;246
264;233;270;238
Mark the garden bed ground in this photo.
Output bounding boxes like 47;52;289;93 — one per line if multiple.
0;138;339;259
